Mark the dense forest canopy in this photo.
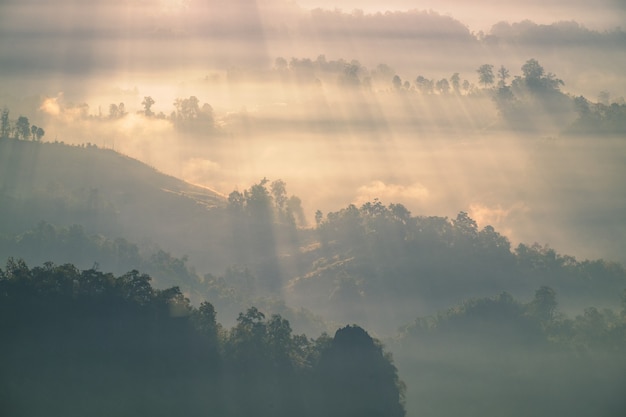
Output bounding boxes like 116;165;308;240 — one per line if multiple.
2;258;625;416
0;260;405;417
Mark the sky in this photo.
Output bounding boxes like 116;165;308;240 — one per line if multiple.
1;0;626;265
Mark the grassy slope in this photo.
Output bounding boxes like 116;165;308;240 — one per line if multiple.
0;138;231;270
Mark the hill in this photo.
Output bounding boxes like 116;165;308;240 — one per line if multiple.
2;138;626;417
0;138;233;270
2;138;625;333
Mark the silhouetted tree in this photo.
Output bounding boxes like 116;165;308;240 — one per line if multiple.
173;96;200;120
142;96;155;117
516;59;563;92
527;285;557;322
228;190;245;213
109;103;119;118
15;116;30;140
318;325;405;417
521;58;544;82
271;179;288;216
415;75;433;94
245;177;273;221
436;78;450;94
462;79;471;93
315;210;324;226
35;127;45;141
286;195;306;227
477;64;495;88
275;56;288;70
392;75;402;90
340;63;361;87
450;72;461;93
497;65;510;87
0;108;9;138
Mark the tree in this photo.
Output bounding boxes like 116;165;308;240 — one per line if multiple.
109;103;119;119
228;190;245;213
340;63;361;87
521;58;544;82
36;127;45;141
415;75;433;94
28;125;44;142
528;286;557;322
317;325;405;417
392;75;402;90
497;65;510;87
118;270;153;305
200;103;214;122
477;64;495;88
453;211;478;238
1;108;10;138
462;79;471;93
286;195;306;227
271;179;288;219
436;78;450;94
274;56;288;70
450;73;461;93
15;116;30;140
315;210;324;226
142;96;155;117
518;59;563;92
173;96;200;120
245;178;273;221
108;103;128;118
193;301;219;347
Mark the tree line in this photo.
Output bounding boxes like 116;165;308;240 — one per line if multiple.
1;108;45;141
386;57;625;134
401;285;626;352
394;286;626;417
295;200;626;331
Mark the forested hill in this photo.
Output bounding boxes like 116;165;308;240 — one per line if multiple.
2;138;625;336
0;138;224;233
0;138;234;269
0;260;405;417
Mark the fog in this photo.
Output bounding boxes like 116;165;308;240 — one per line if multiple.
2;2;626;415
3;60;625;265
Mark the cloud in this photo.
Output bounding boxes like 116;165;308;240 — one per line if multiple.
40;95;63;117
38;94;91;123
181;158;222;185
469;202;529;228
354;180;430;207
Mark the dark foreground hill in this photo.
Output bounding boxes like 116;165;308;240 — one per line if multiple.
0;260;405;417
